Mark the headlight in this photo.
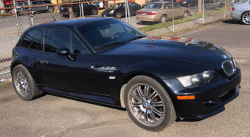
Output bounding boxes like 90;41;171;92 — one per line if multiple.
110;10;114;14
183;1;187;3
177;70;221;88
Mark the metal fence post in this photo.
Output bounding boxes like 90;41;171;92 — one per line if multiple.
30;11;35;26
127;0;131;24
224;0;227;19
125;0;128;22
81;3;84;17
13;0;20;37
172;0;174;32
202;0;204;24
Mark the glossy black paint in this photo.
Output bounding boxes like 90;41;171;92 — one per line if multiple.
11;18;241;119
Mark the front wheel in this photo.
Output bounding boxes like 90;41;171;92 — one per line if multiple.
12;64;43;101
124;76;176;131
92;9;97;15
241;11;250;25
116;12;122;19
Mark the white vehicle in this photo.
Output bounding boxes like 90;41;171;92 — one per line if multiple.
231;0;250;24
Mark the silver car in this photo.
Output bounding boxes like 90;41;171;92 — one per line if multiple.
231;0;250;24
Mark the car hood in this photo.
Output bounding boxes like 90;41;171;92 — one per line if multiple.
100;36;232;69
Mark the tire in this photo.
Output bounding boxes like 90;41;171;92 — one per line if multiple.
91;9;97;15
159;15;167;23
12;64;43;101
73;11;79;17
116;12;122;19
141;21;147;24
124;76;176;131
48;7;53;13
183;11;189;18
241;11;250;25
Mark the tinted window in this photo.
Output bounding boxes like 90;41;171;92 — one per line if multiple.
20;29;43;51
164;3;171;9
44;28;71;53
31;2;37;5
145;3;162;9
71;34;89;55
173;4;180;9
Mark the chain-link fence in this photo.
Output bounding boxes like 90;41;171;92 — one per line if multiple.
0;0;240;82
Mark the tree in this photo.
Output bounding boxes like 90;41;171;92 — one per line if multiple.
0;0;6;14
198;0;202;14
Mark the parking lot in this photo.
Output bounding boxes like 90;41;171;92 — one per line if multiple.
0;19;249;137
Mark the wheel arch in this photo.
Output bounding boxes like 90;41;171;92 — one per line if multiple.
119;71;175;108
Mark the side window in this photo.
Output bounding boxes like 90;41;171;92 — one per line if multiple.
44;28;71;53
164;3;171;9
173;4;180;9
19;29;43;51
71;34;89;55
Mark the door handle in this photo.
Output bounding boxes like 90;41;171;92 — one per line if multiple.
40;60;48;65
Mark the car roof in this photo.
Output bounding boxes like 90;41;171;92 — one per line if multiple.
27;17;113;31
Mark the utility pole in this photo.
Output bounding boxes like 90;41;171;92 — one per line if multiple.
198;0;202;14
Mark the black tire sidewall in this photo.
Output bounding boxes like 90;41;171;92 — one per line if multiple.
12;65;37;101
124;76;175;131
116;12;122;19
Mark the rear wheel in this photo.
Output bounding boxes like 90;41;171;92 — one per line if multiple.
116;12;122;19
124;76;176;131
183;11;189;18
48;7;53;12
92;9;97;15
159;15;167;23
12;64;43;101
241;11;250;25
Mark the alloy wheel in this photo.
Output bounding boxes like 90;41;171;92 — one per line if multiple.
242;12;250;24
128;84;165;125
161;17;166;23
14;70;30;97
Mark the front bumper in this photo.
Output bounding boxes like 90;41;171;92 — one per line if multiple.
102;12;114;17
164;68;241;119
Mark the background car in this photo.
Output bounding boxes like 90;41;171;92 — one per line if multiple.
101;2;141;18
14;2;29;14
231;0;250;24
29;1;54;13
136;2;190;23
60;2;98;17
179;0;198;7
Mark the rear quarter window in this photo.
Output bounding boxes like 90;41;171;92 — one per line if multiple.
19;29;43;51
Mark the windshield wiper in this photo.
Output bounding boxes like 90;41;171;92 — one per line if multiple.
96;42;126;51
128;35;146;42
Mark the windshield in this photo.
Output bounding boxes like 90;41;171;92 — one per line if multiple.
76;19;146;52
145;3;162;9
109;3;123;9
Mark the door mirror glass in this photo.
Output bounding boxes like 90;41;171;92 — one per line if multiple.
56;48;70;56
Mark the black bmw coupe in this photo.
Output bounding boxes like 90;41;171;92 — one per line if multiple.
11;18;241;131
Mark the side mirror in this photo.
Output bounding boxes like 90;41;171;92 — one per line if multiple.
56;48;70;56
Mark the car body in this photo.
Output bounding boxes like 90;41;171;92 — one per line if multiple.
136;2;190;23
179;0;198;7
101;2;141;18
29;1;54;13
14;2;29;13
60;2;98;17
11;18;241;131
231;0;250;24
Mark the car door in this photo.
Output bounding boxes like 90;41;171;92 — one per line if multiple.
128;2;137;15
30;2;39;11
36;28;92;94
163;3;173;20
173;3;183;18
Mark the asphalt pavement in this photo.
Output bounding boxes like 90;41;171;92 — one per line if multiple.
0;19;249;137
